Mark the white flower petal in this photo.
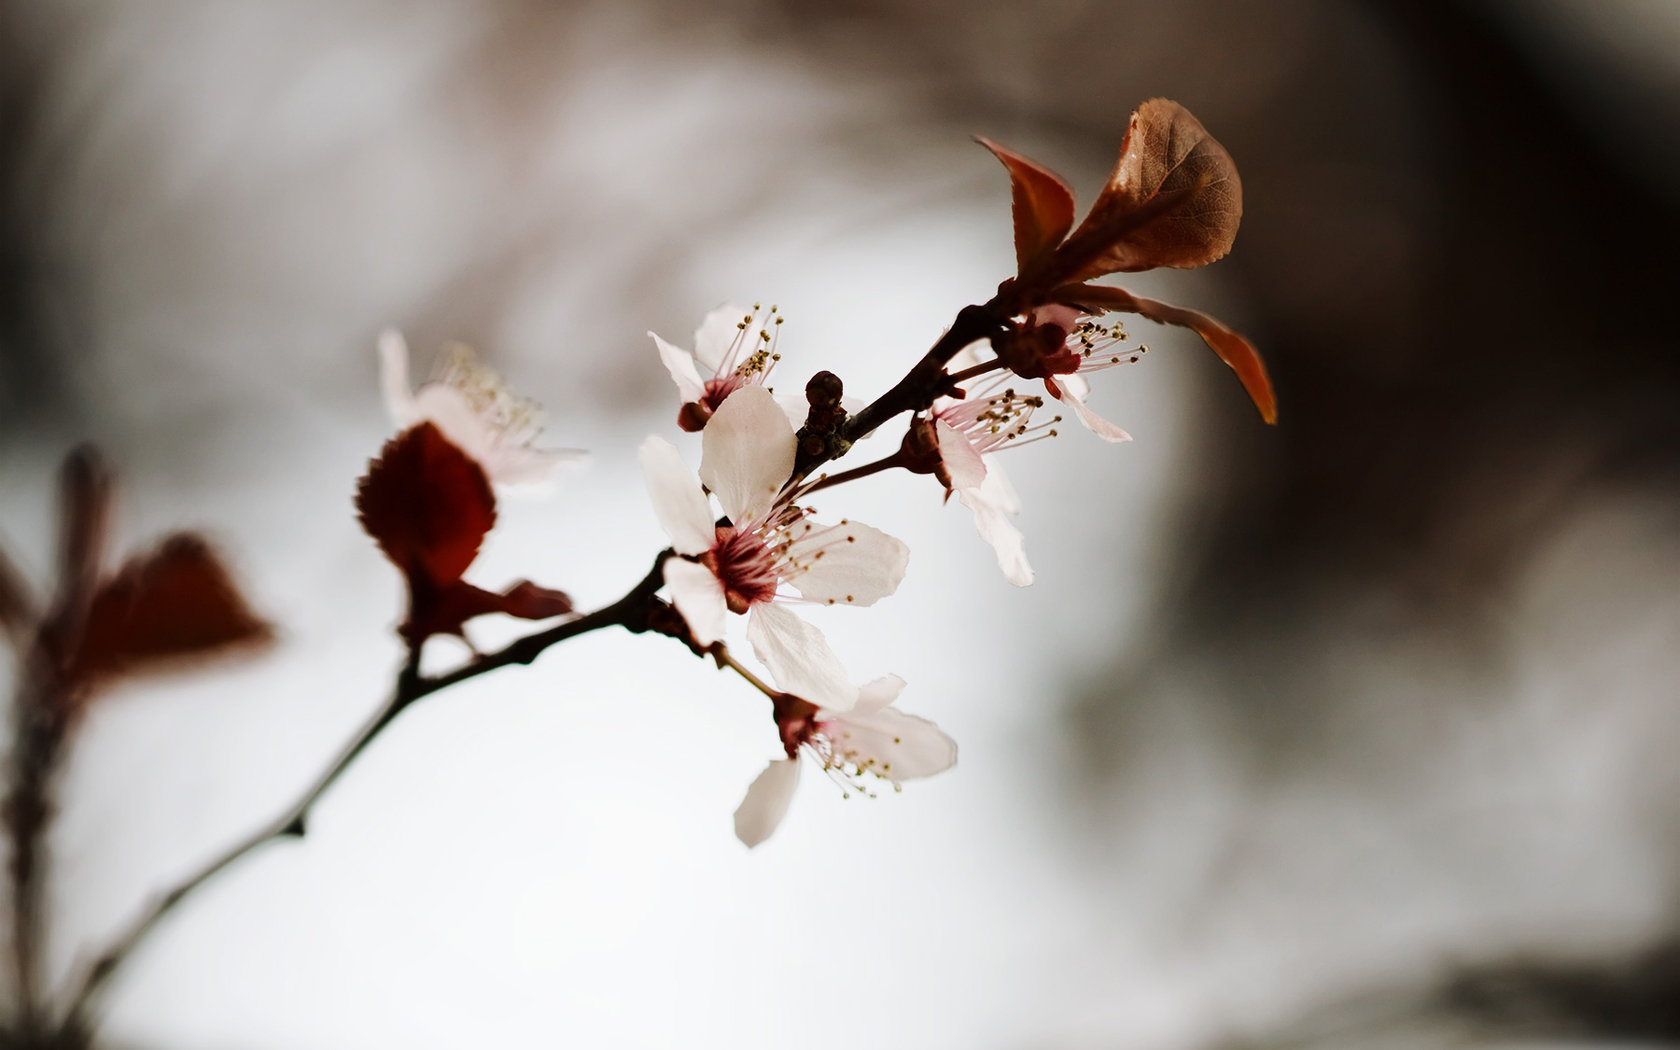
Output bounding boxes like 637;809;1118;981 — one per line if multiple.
694;302;751;373
411;384;498;466
851;674;907;714
476;446;586;489
733;758;801;848
664;558;728;646
652;332;707;404
746;603;858;711
977;454;1021;513
933;420;987;491
700;386;795;524
1050;374;1131;443
639;437;718;556
824;704;957;783
957;462;1033;586
1064;389;1132;443
787;520;908;607
378;329;421;428
945;340;992;373
1055;370;1091;402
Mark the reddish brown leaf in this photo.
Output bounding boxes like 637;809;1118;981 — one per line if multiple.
71;533;274;686
1060;283;1277;423
494;580;575;621
356;422;496;586
402;579;573;645
976;136;1077;276
1050;99;1242;284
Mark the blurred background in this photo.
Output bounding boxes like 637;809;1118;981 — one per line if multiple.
2;0;1678;1047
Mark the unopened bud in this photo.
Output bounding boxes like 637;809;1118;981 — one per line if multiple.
677;401;712;433
805;371;844;409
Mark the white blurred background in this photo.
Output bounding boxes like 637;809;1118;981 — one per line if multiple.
2;2;1678;1048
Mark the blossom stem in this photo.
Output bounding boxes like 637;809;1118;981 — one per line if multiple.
792;451;906;499
707;643;778;698
945;359;1006;386
57;550;678;1037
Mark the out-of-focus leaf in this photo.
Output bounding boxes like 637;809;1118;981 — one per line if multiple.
1051;99;1242;283
356;422;496;586
70;533;274;686
404;579;573;645
51;446;112;631
976;136;1077;276
1061;282;1276;423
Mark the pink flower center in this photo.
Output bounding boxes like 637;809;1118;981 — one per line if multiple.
706;524;781;614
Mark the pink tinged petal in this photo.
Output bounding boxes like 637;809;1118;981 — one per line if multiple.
639;437;717;556
825;706;957;783
693;302;751;373
933;420;987;491
411;384;499;465
378;329;422;428
652;332;707;404
699;385;795;524
733;758;801;848
1063;388;1133;443
664;558;728;646
747;603;859;711
958;472;1034;587
786;520;909;607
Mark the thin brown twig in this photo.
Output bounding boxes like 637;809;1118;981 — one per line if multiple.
57;550;676;1035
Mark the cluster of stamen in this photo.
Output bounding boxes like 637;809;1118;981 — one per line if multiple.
435;344;543;440
692;304;787;425
1068;318;1147;373
704;522;785;614
771;696;898;801
806;726;900;800
938;379;1062;453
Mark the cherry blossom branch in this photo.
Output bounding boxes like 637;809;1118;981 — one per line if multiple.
58;549;676;1034
5;668;67;1036
410;550;674;698
56;647;418;1036
796;301;1009;477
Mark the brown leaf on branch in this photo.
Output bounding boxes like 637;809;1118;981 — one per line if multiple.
975;136;1076;276
356;423;573;643
69;533;275;689
403;579;574;647
1062;282;1277;423
356;422;497;587
1048;99;1242;285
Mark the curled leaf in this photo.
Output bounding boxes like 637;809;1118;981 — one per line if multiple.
356;422;496;587
70;533;274;689
1060;283;1276;423
401;579;573;646
1050;99;1242;284
976;136;1077;276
